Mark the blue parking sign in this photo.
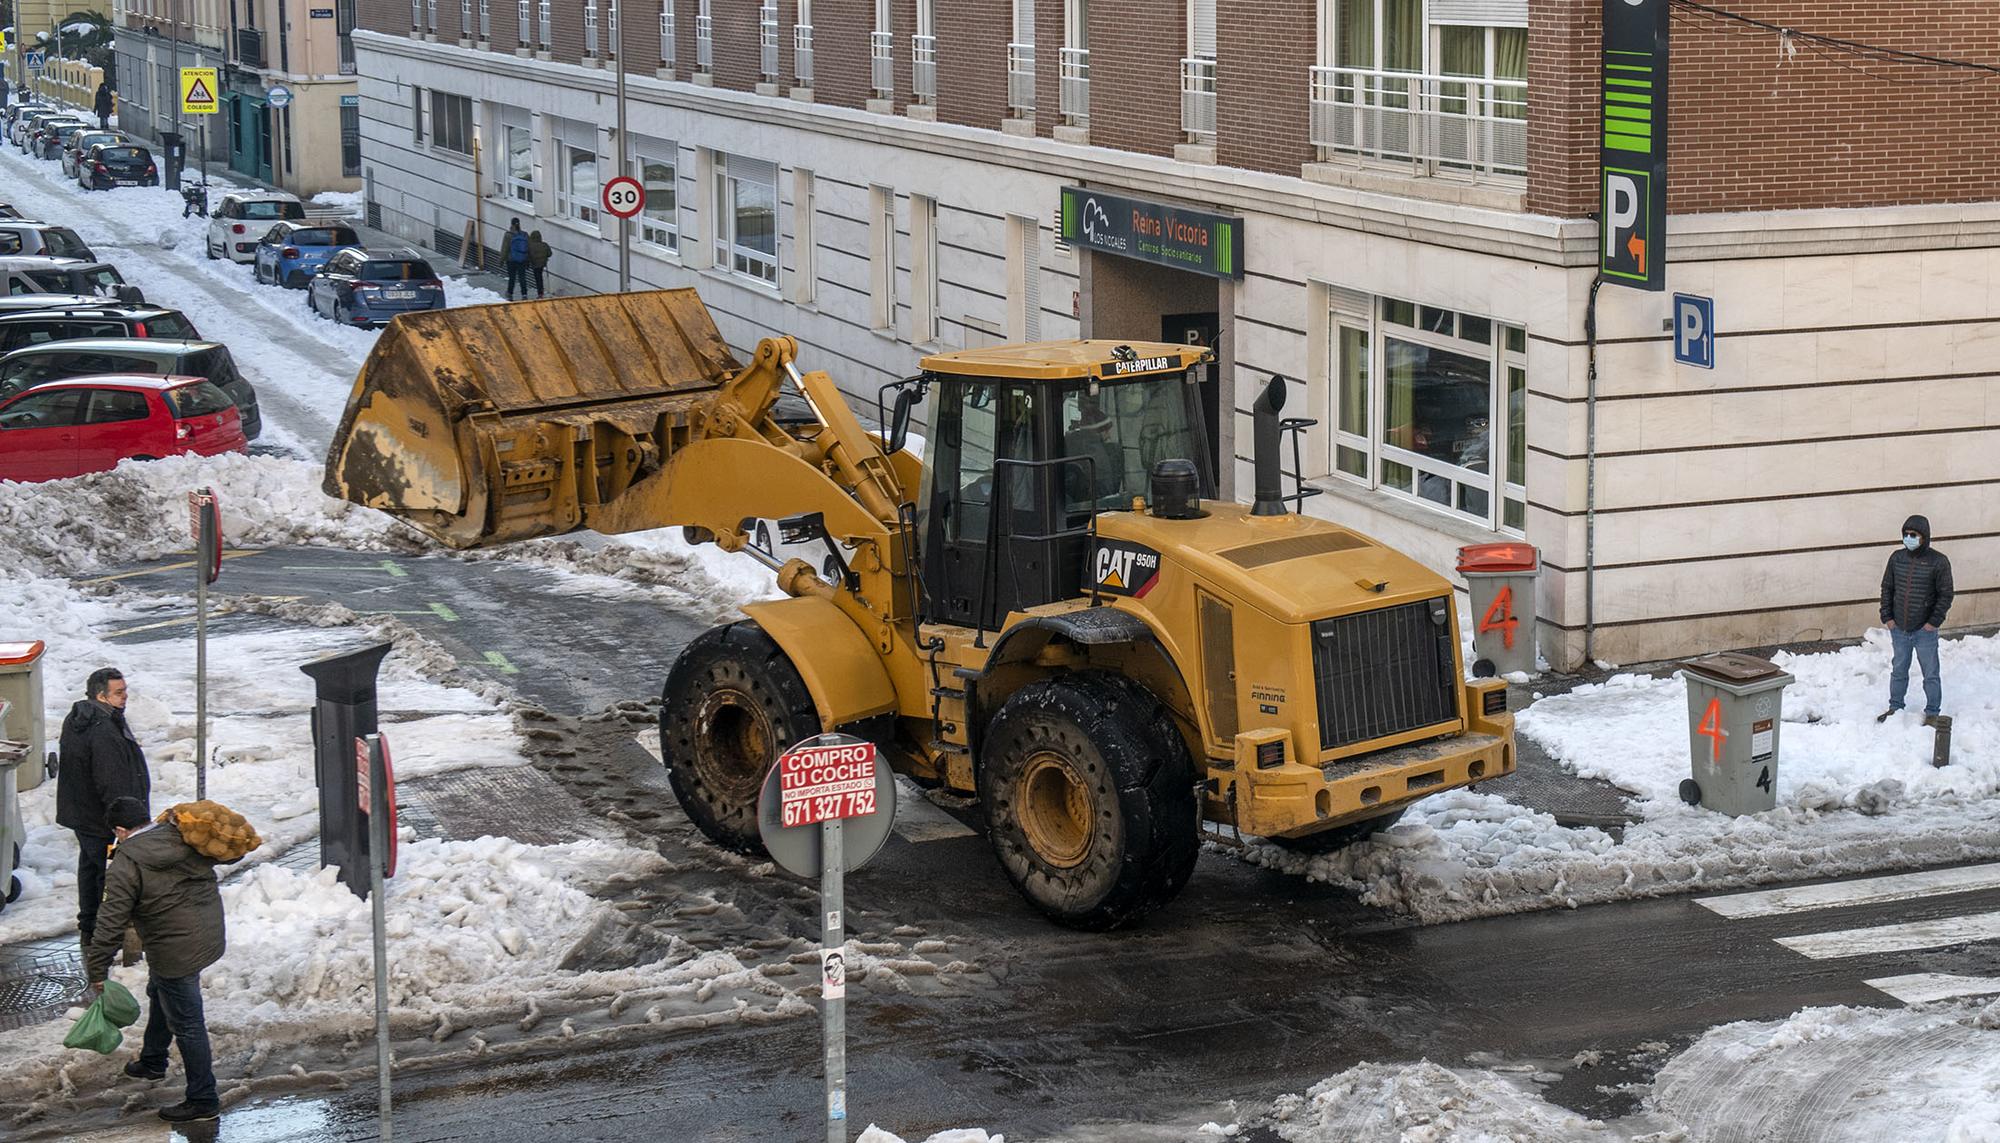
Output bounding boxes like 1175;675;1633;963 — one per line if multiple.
1673;294;1714;369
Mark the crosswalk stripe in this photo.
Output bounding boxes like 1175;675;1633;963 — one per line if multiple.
1775;910;2000;960
1864;973;2000;1005
628;735;974;843
1696;863;2000;920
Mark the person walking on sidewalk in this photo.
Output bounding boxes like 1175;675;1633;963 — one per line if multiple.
85;797;226;1124
94;82;114;130
1878;514;1953;726
56;668;150;951
527;230;552;298
503;218;531;300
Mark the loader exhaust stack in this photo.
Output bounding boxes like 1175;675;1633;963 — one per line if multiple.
1250;374;1288;517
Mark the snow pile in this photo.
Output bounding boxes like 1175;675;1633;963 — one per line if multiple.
858;1130;1004;1143
1245;631;2000;923
0;452;421;578
1266;1059;1619;1142
214;837;665;1017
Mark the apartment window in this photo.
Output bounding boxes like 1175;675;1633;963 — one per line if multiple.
1329;294;1526;532
501;108;535;204
791;168;815;304
869;185;896;330
428;90;472;155
584;0;599;55
340;103;361;177
554;119;601;224
1321;0;1421;72
633;136;678;250
411;86;425;143
910;194;937;344
714;154;778;285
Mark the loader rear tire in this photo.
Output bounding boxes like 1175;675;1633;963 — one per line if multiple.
1266;808;1406;854
660;622;819;854
979;673;1199;931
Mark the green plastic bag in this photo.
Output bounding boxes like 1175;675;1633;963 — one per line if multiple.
63;981;140;1054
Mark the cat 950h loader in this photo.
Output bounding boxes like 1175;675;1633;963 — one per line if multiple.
323;289;1516;929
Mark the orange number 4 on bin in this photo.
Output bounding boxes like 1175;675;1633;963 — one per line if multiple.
1478;585;1519;651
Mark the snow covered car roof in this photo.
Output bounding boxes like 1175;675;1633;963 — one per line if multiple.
220;190;304;203
24;373;208;393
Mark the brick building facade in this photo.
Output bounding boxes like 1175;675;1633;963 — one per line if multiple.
351;0;2000;667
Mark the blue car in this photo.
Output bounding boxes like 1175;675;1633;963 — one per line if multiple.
307;249;447;328
252;221;363;289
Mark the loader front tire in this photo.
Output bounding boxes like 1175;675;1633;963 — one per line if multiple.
979;674;1198;931
660;622;820;854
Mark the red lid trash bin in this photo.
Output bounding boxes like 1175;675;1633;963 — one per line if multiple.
1457;544;1539;677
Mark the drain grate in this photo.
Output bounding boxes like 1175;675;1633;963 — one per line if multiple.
0;950;86;1031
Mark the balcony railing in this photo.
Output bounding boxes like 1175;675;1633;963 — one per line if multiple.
1006;42;1034;117
758;9;778;80
1180;56;1215;141
696;13;713;69
794;24;813;84
1058;46;1088;125
1308;66;1527;179
912;34;936;103
584;0;598;55
870;30;892;96
660;7;674;64
236;25;264;66
516;0;528;45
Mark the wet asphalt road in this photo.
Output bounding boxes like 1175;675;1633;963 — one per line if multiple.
76;547;2000;1141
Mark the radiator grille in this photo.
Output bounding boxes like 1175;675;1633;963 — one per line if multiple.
1199;590;1237;741
1312;597;1458;751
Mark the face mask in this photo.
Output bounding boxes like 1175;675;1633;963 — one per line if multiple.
1904;535;1921;551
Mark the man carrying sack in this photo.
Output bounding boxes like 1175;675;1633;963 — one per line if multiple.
83;797;259;1124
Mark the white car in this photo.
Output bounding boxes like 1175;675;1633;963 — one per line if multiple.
205;190;306;263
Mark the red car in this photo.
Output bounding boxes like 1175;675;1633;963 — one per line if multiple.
0;375;247;483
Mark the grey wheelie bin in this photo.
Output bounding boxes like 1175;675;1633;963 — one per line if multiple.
1678;652;1794;816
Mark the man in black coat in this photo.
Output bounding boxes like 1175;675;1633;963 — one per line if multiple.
56;667;150;945
1879;515;1953;726
94;82;114;130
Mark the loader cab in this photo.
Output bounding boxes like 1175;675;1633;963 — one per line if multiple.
918;341;1214;628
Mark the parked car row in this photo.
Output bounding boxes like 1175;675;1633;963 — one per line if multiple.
0;100;255;483
205;190;448;327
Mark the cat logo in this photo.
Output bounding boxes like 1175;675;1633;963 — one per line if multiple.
1090;540;1162;598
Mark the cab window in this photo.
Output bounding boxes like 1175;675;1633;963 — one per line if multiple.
1058;376;1203;512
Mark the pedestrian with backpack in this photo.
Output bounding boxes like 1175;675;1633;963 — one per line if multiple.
503;218;530;300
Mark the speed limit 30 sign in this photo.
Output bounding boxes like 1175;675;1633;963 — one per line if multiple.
602;175;644;219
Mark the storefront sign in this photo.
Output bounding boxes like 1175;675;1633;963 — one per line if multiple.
1059;186;1243;279
1600;0;1668;292
310;6;335;15
340;94;360;107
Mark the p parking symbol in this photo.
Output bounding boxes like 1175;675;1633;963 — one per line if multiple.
1673;293;1714;370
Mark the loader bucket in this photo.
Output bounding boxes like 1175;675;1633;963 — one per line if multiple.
324;289;743;549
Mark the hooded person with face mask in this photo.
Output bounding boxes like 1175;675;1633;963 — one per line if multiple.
1878;514;1953;725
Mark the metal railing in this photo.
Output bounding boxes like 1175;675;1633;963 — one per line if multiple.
1006;42;1035;117
758;8;778;80
696;13;713;69
516;0;528;44
1058;46;1088;124
870;30;892;96
584;0;598;55
794;23;813;84
912;34;936;102
660;6;674;64
1308;66;1527;178
1180;56;1215;141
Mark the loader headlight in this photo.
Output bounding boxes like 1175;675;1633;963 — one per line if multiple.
1255;740;1285;769
1482;688;1508;716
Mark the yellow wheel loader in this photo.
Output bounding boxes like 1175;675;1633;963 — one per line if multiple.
324;290;1516;929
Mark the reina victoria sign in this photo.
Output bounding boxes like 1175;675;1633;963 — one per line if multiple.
1060;186;1245;279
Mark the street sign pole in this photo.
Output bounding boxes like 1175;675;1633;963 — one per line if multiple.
822;816;845;1142
189;488;218;801
366;733;393;1140
614;0;629;293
